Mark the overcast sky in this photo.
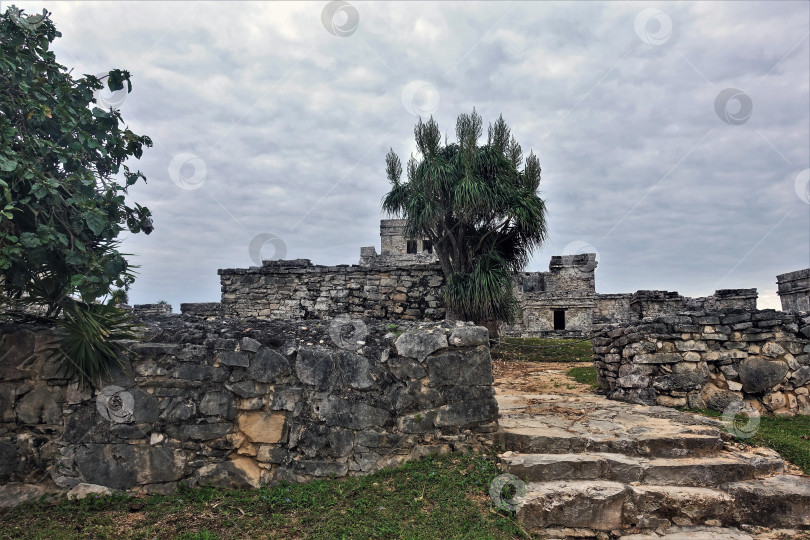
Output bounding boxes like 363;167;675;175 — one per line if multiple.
15;1;810;310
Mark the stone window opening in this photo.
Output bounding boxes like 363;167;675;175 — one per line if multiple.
553;309;566;331
406;240;417;254
422;239;433;253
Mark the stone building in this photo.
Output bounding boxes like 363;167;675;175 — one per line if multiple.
777;268;810;312
207;219;776;338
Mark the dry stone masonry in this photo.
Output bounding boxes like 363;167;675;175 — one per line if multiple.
777;268;810;312
0;315;497;495
593;309;810;415
218;259;446;321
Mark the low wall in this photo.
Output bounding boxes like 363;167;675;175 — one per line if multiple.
594;309;810;416
180;302;224;319
0;317;497;494
218;259;446;321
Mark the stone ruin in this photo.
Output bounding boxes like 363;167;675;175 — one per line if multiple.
0;317;497;493
197;219;781;339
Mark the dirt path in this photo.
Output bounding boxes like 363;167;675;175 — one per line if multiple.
492;359;595;395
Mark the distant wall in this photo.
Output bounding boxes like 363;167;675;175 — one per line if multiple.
594;309;810;416
180;303;223;319
778;269;810;312
0;317;497;493
219;259;446;321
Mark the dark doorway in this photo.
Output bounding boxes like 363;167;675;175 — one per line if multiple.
422;239;433;253
553;310;566;330
406;240;417;254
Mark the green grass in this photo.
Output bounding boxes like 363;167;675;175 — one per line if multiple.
566;366;598;389
683;408;810;475
491;337;593;363
0;452;528;540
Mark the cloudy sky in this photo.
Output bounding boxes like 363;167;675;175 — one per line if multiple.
15;1;809;310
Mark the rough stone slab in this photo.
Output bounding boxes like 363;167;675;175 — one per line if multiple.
0;483;62;508
626;485;734;528
501;450;783;487
518;480;628;530
725;474;810;528
394;331;448;361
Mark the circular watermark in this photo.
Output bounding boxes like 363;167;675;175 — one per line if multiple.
794;168;810;204
722;400;760;439
714;88;753;125
321;1;359;37
401;81;440;117
561;240;599;276
96;385;134;424
634;8;672;46
8;6;47;31
489;473;527;512
93;72;128;110
168;152;207;190
328;314;369;351
249;233;287;265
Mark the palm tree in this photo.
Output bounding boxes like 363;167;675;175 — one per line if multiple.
382;109;547;335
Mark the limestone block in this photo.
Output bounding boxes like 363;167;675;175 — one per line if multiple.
738;358;788;393
237;412;285;444
395;331;448;361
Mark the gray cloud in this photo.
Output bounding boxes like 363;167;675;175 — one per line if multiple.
18;0;807;310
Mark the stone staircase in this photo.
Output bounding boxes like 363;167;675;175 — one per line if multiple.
495;390;810;539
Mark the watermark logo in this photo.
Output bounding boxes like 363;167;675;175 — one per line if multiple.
489;473;527;512
168;153;207;190
96;385;134;423
93;72;128;110
634;8;672;46
722;400;760;439
561;240;599;276
328;314;368;351
8;6;47;31
321;1;359;37
794;168;810;204
714;88;753;125
401;81;440;117
249;233;287;265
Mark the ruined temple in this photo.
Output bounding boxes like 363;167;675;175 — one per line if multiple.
203;219;789;338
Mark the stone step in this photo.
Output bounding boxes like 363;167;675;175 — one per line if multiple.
501;449;784;487
516;476;810;532
497;424;725;458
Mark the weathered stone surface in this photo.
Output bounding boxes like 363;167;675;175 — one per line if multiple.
518;480;627;530
448;326;489;347
15;386;61;424
218;351;249;367
335;351;375;389
426;349;493;387
194;458;262;488
67;483;116;500
314;396;389;429
75;444;186;489
434;399;498;428
199;392;236;418
0;483;57;508
248;348;290;383
395;332;448;361
737;359;787;394
237;412;285;444
295;347;334;387
387;356;426;380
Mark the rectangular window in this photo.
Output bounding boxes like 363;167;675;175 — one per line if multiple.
553;309;566;331
406;240;417;254
422;239;432;253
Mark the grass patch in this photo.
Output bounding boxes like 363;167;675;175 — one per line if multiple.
491;337;593;363
0;452;528;540
566;366;598;389
683;408;810;475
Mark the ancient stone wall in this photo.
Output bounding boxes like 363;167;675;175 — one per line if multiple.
219;259;445;321
180;302;224;320
0;317;497;493
777;268;810;312
594;309;810;416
